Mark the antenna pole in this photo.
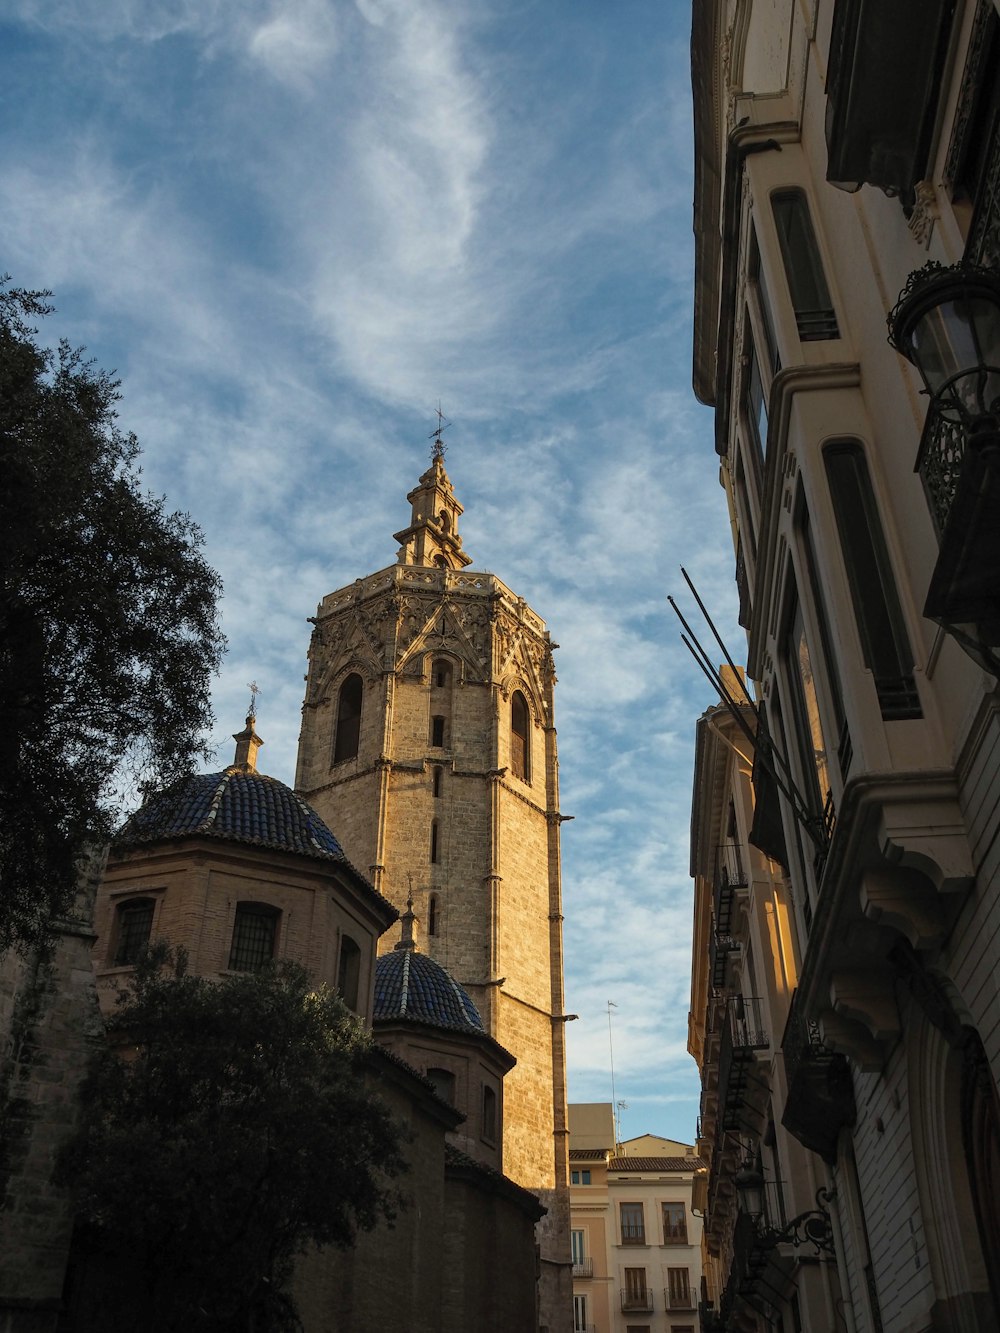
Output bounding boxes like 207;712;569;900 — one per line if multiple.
607;1000;619;1149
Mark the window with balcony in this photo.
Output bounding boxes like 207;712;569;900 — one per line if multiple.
620;1201;646;1245
112;897;155;966
332;673;363;764
666;1267;692;1310
623;1268;651;1312
662;1201;688;1244
771;191;839;340
228;904;279;973
824;442;921;720
571;1229;592;1276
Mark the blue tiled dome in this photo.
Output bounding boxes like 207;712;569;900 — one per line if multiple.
374;949;485;1034
117;768;349;864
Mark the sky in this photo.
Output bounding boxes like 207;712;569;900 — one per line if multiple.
0;0;740;1145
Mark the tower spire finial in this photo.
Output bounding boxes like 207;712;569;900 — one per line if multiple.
429;401;450;464
232;685;264;773
395;875;417;951
394;411;472;570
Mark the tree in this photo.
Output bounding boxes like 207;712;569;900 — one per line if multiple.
0;282;225;952
57;952;406;1331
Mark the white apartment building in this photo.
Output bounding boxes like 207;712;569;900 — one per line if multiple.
570;1104;706;1333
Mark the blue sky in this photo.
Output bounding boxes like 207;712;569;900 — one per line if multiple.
1;0;738;1144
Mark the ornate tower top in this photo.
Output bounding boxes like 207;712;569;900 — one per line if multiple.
393;423;473;570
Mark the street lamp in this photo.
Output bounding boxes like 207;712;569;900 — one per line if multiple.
887;261;1000;672
734;1165;836;1257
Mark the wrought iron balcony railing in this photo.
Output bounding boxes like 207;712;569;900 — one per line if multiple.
620;1288;654;1313
709;931;740;991
718;995;770;1134
713;842;748;937
781;988;856;1164
665;1285;695;1310
572;1258;593;1277
620;1223;646;1245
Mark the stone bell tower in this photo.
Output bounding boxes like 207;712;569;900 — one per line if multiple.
294;439;571;1330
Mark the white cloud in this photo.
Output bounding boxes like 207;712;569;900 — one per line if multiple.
247;1;340;89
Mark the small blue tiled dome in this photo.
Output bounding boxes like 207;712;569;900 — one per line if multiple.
117;768;349;864
374;949;485;1034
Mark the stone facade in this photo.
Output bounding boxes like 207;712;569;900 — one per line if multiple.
0;851;104;1333
690;1;1000;1328
295;452;572;1330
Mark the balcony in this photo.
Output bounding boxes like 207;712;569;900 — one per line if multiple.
717;996;769;1134
709;931;740;991
620;1223;646;1245
781;989;856;1165
700;1298;725;1333
664;1285;695;1311
825;0;954;196
620;1289;654;1313
713;842;748;936
572;1258;593;1278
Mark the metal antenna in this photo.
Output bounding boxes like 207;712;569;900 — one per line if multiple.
607;1000;620;1149
428;401;451;462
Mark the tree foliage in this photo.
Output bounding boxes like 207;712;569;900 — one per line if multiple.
0;282;225;952
57;952;406;1331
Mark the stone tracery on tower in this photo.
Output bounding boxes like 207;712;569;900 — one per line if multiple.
294;441;572;1332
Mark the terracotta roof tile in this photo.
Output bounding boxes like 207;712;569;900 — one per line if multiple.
608;1156;705;1172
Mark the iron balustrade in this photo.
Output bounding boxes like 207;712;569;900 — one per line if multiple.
718;996;770;1134
620;1288;654;1313
620;1222;646;1245
781;987;856;1163
709;932;740;990
572;1258;593;1277
664;1284;695;1310
713;842;748;937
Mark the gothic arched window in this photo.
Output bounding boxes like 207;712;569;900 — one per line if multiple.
511;690;530;782
333;673;363;764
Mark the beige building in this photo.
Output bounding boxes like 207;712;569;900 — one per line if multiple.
294;443;572;1329
569;1104;705;1333
690;1;1000;1329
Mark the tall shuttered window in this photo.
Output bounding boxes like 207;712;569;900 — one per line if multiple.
771;191;839;340
824;443;921;720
